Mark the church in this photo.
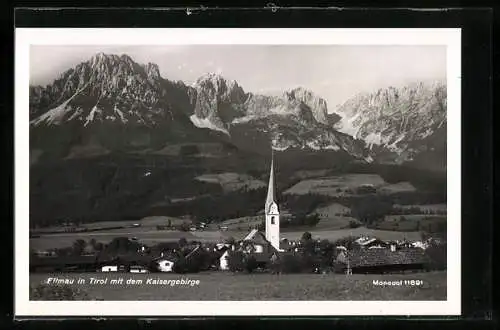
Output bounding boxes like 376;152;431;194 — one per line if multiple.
239;151;284;255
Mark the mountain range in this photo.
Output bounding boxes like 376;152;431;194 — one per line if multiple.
29;52;446;170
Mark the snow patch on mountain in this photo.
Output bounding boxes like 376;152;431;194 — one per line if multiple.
30;99;73;126
324;144;341;151
113;106;128;124
334;112;362;137
84;105;102;127
30;84;89;126
190;114;229;135
232;115;258;124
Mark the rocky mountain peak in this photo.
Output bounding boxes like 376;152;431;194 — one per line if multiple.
194;73;245;99
29;53;173;127
143;62;161;80
334;81;447;165
283;87;328;124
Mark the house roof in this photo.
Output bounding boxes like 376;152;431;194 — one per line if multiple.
347;248;430;268
243;229;259;241
241;229;269;245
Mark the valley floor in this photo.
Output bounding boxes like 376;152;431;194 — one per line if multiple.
30;271;447;301
30;227;424;251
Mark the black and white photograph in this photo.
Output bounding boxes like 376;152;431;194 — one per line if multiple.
15;28;461;316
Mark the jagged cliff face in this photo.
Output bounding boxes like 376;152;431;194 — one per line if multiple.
334;82;447;167
29;53;191;127
189;73;247;133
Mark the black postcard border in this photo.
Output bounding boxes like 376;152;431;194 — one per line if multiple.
3;5;494;328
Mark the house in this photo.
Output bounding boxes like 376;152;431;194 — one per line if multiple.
130;265;149;273
34;250;53;257
411;241;429;250
155;253;177;272
339;248;430;274
240;230;275;255
101;265;118;272
236;228;284;269
155;245;203;273
219;249;230;271
354;236;389;249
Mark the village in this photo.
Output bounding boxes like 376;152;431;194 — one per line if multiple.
30;231;445;275
30;153;446;277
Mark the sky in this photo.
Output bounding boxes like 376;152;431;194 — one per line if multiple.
30;45;446;111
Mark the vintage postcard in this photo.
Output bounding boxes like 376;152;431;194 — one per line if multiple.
15;28;461;316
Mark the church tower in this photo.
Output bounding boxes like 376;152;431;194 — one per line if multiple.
265;150;281;251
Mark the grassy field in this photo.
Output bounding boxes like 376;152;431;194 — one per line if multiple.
30;227;424;251
283;174;416;197
32;216;188;234
195;172;266;192
30;271;447;301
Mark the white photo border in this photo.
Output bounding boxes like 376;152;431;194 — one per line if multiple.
15;28;461;317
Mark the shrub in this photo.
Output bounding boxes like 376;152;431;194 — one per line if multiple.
332;261;346;274
173;257;189;273
301;232;312;241
30;284;90;300
425;242;447;271
278;254;303;273
305;214;320;227
228;251;245;272
180;145;200;156
224;237;236;245
178;222;191;232
244;255;259;273
275;254;321;274
178;237;188;247
72;239;86;256
348;220;360;228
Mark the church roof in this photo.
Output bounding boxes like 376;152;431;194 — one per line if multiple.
265;151;277;214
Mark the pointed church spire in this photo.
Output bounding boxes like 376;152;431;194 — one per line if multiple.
265;148;276;213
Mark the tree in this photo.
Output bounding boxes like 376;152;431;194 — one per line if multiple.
244;255;258;273
348;220;360;228
72;239;86;256
425;242;447;271
224;236;236;245
301;232;312;241
350;195;392;225
94;242;104;252
257;221;265;231
305;213;320;227
89;238;97;249
179;222;190;232
178;237;188;248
